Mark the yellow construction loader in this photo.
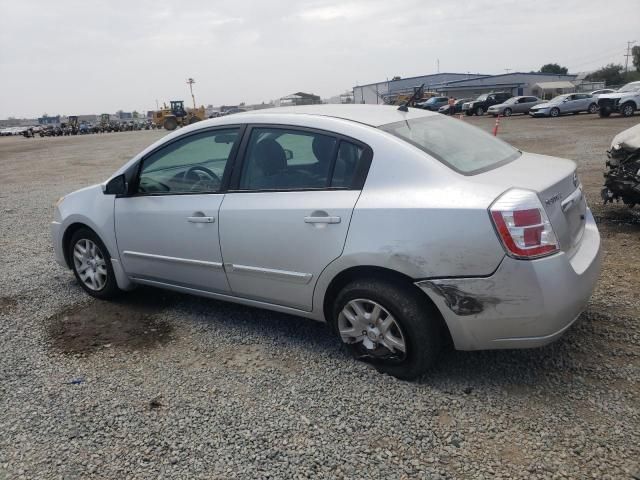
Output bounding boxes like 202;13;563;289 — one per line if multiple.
153;101;205;131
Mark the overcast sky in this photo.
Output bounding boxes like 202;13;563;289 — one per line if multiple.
0;0;638;118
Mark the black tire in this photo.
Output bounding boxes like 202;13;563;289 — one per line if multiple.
587;103;598;114
621;102;635;117
465;110;473;116
550;107;560;118
188;115;201;125
163;117;178;131
475;106;484;116
332;278;443;380
599;108;611;118
68;228;121;300
503;108;512;117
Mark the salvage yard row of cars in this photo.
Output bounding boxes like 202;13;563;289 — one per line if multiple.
417;81;640;118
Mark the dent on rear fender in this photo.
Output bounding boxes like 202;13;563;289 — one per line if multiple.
418;281;501;315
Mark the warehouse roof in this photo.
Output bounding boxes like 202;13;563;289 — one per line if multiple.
534;81;576;89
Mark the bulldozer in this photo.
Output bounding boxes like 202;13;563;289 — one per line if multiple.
153;100;205;131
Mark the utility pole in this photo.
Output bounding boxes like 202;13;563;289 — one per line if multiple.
186;78;196;109
437;58;440;73
625;40;637;75
505;68;512;73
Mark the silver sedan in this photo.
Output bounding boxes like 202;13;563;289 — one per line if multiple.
51;105;602;379
487;96;543;116
529;93;598;117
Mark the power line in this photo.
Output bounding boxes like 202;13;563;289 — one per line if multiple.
566;50;626;70
625;40;637;74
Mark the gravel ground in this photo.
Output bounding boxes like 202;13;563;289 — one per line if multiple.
0;116;639;480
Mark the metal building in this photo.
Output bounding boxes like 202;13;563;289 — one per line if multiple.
352;73;488;104
353;72;585;104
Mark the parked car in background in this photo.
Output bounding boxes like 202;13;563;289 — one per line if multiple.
438;98;471;114
487;96;543;117
597;81;640;118
416;96;449;111
529;93;598;117
51;105;602;380
462;92;512;116
590;88;616;100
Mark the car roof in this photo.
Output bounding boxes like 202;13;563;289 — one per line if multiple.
231;104;437;127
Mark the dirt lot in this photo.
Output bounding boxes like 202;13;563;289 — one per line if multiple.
0;114;639;479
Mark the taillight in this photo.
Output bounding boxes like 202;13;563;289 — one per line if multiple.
489;189;559;259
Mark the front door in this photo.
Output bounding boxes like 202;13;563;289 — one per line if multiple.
115;127;241;293
219;126;370;310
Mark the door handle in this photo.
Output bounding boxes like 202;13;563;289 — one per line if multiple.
187;216;215;223
304;215;341;224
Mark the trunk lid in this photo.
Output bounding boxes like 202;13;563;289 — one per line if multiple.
474;152;586;258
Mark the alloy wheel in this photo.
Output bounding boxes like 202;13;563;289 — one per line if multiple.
338;298;407;359
73;239;108;291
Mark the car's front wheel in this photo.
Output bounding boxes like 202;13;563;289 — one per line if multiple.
333;278;443;380
475;106;484;116
503;108;512;117
621;102;635;117
550;107;560;117
69;228;121;299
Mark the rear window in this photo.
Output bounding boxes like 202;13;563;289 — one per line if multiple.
380;115;521;175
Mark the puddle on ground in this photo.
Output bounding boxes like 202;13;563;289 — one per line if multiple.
46;294;174;354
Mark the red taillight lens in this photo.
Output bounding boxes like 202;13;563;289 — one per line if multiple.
490;189;559;259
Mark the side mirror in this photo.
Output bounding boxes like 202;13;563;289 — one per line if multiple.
104;174;127;195
284;149;293;161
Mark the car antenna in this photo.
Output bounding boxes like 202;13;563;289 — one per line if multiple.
398;83;425;112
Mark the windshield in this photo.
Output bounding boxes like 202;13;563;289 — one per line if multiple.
425;98;438;104
549;95;568;103
618;83;640;93
380;115;520;175
503;97;518;104
475;94;488;101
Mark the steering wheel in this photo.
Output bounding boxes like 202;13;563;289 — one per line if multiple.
184;165;221;191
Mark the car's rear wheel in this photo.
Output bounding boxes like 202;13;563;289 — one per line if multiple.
503;108;512;117
69;228;121;300
621;102;635;117
588;103;598;114
333;278;443;380
550;107;560;117
475;106;484;116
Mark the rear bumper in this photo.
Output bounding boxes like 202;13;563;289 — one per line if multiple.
416;208;602;350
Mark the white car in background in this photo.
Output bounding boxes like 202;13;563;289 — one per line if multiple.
597;81;640;117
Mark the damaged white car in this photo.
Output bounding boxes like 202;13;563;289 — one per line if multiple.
51;105;602;379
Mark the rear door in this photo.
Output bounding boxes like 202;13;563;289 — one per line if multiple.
219;125;372;311
576;93;592;111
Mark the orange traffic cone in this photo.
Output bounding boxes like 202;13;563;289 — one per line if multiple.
493;115;500;136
